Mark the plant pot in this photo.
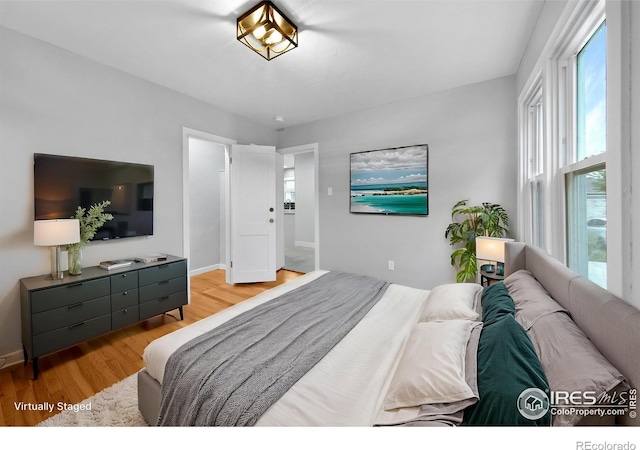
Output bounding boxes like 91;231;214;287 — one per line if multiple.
68;245;83;276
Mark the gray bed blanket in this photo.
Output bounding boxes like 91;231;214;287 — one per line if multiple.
157;271;390;426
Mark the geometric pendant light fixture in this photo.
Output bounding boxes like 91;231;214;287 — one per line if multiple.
237;1;298;60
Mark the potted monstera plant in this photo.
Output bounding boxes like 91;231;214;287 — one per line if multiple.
445;199;510;282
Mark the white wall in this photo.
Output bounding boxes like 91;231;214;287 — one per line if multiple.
277;76;518;290
188;138;226;273
516;0;570;94
0;27;276;359
284;213;295;247
294;152;315;246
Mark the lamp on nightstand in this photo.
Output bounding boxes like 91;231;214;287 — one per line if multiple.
34;219;80;280
475;236;514;276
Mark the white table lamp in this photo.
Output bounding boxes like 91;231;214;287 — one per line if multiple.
34;219;81;280
476;236;514;275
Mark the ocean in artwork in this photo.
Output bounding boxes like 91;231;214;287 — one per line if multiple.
350;144;429;215
350;182;428;215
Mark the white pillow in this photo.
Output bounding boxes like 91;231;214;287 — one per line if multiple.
383;320;479;410
419;283;482;322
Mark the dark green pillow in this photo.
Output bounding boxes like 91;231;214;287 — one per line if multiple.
464;314;551;426
481;281;516;324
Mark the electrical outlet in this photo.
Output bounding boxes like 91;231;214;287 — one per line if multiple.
388;260;395;271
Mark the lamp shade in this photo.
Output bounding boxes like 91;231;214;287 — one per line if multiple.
34;219;80;246
237;1;298;60
475;236;514;263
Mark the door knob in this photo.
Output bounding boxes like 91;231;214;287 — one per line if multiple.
269;218;274;223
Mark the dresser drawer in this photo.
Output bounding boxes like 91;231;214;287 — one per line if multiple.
139;291;187;321
31;278;110;313
20;254;188;380
110;271;138;293
111;288;139;312
138;260;187;287
32;295;111;335
112;306;139;329
32;314;111;358
139;276;187;303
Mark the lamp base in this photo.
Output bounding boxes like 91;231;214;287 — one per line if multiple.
50;245;65;280
50;271;64;280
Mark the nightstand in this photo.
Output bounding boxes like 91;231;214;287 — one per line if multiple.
480;268;504;287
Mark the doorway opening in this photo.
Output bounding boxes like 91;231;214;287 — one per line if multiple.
182;128;235;277
278;144;319;273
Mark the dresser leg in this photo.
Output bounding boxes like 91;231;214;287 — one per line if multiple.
23;346;28;366
33;358;39;380
178;306;184;320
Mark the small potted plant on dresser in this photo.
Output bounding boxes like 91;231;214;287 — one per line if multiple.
444;199;510;283
67;200;113;275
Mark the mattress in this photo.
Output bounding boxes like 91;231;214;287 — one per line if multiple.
142;270;431;426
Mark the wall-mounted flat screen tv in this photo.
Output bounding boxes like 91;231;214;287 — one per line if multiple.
350;144;428;216
34;153;154;240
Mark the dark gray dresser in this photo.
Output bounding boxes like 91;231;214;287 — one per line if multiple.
20;255;187;379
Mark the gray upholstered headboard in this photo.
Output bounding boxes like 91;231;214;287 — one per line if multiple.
504;242;640;426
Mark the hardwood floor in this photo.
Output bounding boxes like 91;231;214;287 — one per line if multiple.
0;269;303;426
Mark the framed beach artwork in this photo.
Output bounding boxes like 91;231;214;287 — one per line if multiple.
350;144;429;216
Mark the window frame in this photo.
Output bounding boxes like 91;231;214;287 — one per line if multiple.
518;77;546;248
560;16;608;286
517;0;627;298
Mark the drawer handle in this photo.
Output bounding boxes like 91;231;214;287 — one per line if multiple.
159;280;169;285
122;274;127;278
160;296;169;301
123;291;128;295
123;309;128;313
67;302;84;310
67;283;83;288
69;322;85;329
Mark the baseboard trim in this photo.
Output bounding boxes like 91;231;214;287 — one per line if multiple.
294;241;315;249
0;349;24;370
189;264;225;277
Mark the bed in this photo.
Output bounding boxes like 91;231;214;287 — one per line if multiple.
137;243;640;426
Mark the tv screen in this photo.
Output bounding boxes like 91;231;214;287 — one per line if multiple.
34;153;154;240
350;144;428;216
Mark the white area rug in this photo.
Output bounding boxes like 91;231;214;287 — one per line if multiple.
37;373;149;426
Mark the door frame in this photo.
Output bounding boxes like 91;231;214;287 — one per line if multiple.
182;127;236;273
277;143;320;271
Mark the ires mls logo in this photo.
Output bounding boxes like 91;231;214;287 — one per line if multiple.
518;387;637;420
517;388;550;420
629;388;637;419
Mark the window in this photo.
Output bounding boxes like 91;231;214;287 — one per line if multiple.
566;166;607;287
284;168;295;210
518;0;627;295
564;20;607;288
576;22;607;161
520;80;545;248
530;95;545;177
529;88;545;248
531;177;544;248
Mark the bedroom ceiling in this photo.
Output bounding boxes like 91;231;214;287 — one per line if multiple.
0;0;544;129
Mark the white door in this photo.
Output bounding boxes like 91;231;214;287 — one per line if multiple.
227;144;277;284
